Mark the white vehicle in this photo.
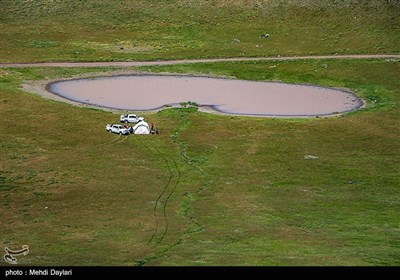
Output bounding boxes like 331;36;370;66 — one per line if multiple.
120;114;143;123
105;124;130;135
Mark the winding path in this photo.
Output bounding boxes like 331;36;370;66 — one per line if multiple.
0;54;399;68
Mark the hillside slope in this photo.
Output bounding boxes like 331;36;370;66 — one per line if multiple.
1;0;399;62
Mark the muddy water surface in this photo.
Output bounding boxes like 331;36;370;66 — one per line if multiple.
48;75;363;116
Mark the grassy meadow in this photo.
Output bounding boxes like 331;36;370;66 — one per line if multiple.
1;0;400;266
0;0;399;62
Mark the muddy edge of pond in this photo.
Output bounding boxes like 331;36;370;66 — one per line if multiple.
23;71;365;118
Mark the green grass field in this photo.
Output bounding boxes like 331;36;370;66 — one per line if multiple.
1;0;399;62
1;1;400;266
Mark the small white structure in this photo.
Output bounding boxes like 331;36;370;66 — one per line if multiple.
131;119;150;135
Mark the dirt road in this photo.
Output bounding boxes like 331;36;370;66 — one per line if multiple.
1;54;399;68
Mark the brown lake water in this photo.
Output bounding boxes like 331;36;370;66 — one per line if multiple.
47;75;363;117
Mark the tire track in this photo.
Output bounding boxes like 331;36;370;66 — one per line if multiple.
115;134;129;144
146;155;173;246
96;134;121;147
136;136;178;247
99;134;181;248
134;110;202;265
155;152;181;245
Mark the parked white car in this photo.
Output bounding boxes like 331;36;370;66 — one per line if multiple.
120;114;143;123
105;124;130;135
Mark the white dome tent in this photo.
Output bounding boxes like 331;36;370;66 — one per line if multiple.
131;118;150;135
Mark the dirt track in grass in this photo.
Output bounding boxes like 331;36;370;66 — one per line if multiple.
1;54;399;68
